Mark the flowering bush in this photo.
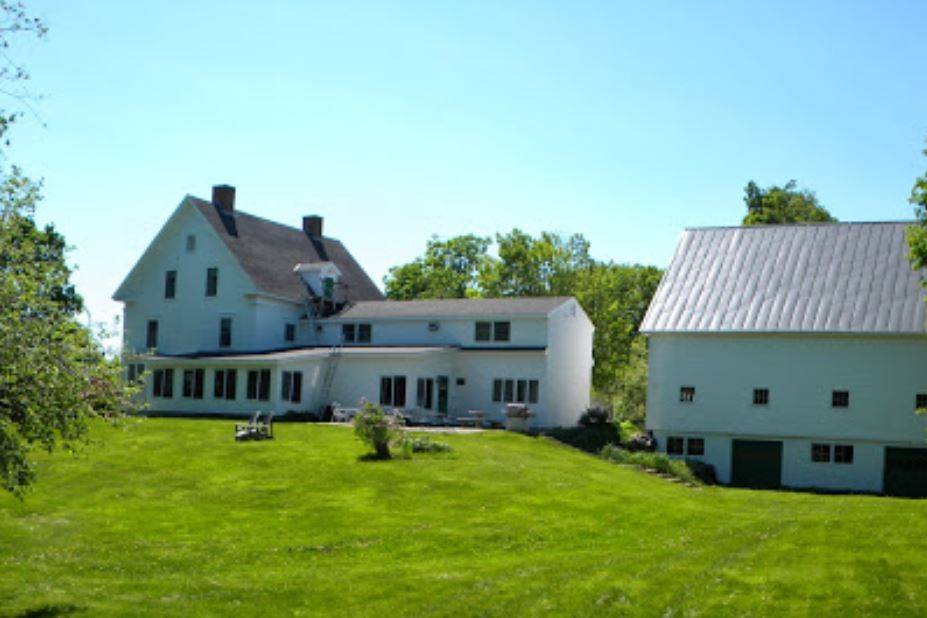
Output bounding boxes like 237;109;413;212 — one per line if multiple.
353;402;403;459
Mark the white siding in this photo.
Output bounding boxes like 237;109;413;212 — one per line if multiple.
120;203;260;355
545;299;594;426
647;333;927;491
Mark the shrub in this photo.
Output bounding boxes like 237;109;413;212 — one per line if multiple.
353;402;403;459
599;444;714;486
399;435;454;456
544;426;619;454
579;406;611;427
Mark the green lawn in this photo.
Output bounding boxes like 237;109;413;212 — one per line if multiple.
3;419;927;617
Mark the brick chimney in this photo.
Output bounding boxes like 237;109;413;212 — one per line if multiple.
212;184;236;211
303;215;323;237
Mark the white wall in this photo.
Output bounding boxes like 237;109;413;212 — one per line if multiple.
545;299;595;426
310;316;549;348
647;333;927;491
119;202;260;355
647;333;927;442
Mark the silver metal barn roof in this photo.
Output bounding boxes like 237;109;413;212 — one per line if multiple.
641;222;927;335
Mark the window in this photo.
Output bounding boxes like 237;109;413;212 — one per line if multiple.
493;321;510;342
357;323;372;343
504;379;514;403
342;324;356;343
667;436;684;455
380;376;407;407
284;323;296;342
812;443;831;462
492;378;541;404
753;388;769;406
281;371;303;403
182;369;204;399
153;368;174;398
146;320;159;350
832;390;849;408
416;377;434;409
476;321;511;342
686;438;705;456
246;369;271;401
679;386;695;403
219;318;232;348
213;369;237;400
916;393;927;410
126;363;144;383
834;444;854;464
322;277;334;299
186;234;196;252
456;377;466;386
206;267;218;297
164;270;177;299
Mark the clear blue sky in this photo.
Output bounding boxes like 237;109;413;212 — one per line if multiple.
9;1;927;332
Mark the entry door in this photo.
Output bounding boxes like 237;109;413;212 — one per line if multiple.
436;376;449;415
884;448;927;497
731;440;783;488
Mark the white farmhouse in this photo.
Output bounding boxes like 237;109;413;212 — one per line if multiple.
113;185;594;428
642;222;927;496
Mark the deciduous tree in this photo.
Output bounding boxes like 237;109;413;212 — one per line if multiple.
742;180;835;225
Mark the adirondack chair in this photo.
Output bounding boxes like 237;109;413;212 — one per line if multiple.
257;413;275;440
235;412;261;441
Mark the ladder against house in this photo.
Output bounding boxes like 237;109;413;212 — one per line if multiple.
318;345;342;407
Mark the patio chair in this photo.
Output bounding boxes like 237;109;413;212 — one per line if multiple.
235;411;262;441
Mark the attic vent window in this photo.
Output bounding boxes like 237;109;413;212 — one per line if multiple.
679;386;695;403
186;235;196;252
428;322;440;332
832;390;849;408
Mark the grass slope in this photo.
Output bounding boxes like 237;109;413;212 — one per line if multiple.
2;419;927;616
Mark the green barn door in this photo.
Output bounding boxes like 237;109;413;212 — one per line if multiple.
731;440;783;488
884;448;927;497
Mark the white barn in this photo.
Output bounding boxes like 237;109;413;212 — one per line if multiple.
641;222;927;496
113;185;594;428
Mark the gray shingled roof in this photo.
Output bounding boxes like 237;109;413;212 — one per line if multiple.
641;222;927;334
334;297;574;319
193;197;384;303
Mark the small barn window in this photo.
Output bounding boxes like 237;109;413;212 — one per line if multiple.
186;235;196;252
812;443;831;462
832;390;849;408
834;444;854;464
916;393;927;410
686;438;705;456
753;388;769;406
666;437;684;455
679;386;695;403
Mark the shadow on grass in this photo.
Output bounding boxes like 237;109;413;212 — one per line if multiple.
357;453;393;462
13;604;82;618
